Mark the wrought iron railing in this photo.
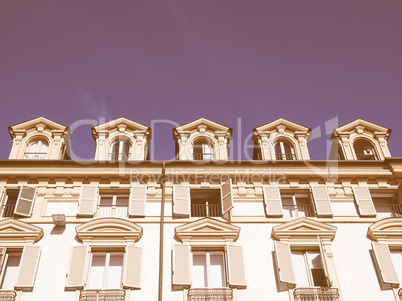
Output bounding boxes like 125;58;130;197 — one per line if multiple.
193;153;214;160
294;287;339;301
188;288;233;301
275;153;296;160
191;204;222;217
398;287;402;300
283;204;314;218
79;289;125;301
375;204;402;218
356;154;376;160
97;205;128;218
24;152;47;160
1;204;15;218
108;153;131;161
0;290;17;301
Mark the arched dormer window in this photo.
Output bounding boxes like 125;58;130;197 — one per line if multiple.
24;139;48;160
353;139;377;160
109;139;131;161
273;140;295;160
192;138;214;160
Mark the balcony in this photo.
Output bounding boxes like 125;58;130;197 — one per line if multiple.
108;153;131;161
191;204;221;217
79;289;125;301
356;153;376;160
1;204;15;218
193;153;214;161
24;152;47;160
283;204;314;218
275;153;296;160
374;204;402;218
188;288;233;301
97;205;128;218
294;287;339;301
0;290;17;301
398;288;402;300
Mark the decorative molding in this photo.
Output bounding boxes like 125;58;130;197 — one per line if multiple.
368;218;402;243
0;219;43;245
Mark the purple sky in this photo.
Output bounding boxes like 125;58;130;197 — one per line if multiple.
1;1;401;160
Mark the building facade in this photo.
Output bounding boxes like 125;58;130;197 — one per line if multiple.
0;116;402;301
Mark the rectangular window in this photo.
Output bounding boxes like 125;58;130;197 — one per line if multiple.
291;251;328;288
87;252;124;289
98;192;129;218
372;191;402;218
1;190;19;218
192;251;226;288
282;194;314;218
190;189;222;218
0;251;22;290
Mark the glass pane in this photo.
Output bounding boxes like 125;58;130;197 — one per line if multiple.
391;251;402;283
291;252;309;287
100;197;113;206
116;196;129;206
210;254;225;287
307;252;327;287
193;254;207;288
88;255;106;289
107;255;123;288
1;255;21;290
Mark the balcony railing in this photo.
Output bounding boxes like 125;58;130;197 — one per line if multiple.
192;153;214;160
108;153;131;161
98;205;128;218
294;287;339;301
398;288;402;300
283;204;314;218
0;290;17;301
374;204;402;218
79;289;125;301
2;204;15;218
188;288;233;301
356;154;376;160
191;204;222;217
24;152;47;160
275;153;296;160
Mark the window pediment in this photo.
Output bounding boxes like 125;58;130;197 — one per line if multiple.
0;218;43;245
174;118;232;133
76;217;142;245
368;218;402;243
254;118;311;135
92;117;151;137
334;119;391;137
272;218;336;242
175;217;240;245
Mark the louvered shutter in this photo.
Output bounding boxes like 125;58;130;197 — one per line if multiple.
129;186;147;217
318;238;332;286
221;179;233;216
353;187;376;216
311;186;333;217
14;185;37;217
372;242;399;284
173;185;190;217
65;246;90;289
274;241;296;284
227;245;246;287
122;246;142;289
15;246;41;289
77;186;98;217
263;186;283;216
172;244;191;286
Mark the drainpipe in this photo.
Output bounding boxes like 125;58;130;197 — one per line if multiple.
158;162;166;301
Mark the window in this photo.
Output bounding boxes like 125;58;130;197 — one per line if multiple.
274;140;295;160
24;140;48;160
371;191;402;218
109;139;131;161
0;186;38;218
193;251;226;288
192;138;214;160
291;250;328;288
1;250;22;290
282;194;314;218
172;180;233;219
98;192;129;218
353;139;377;160
87;252;124;289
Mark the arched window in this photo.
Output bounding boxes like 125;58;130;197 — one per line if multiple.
274;140;295;160
24;139;48;159
353;139;377;160
192;138;214;160
109;139;131;161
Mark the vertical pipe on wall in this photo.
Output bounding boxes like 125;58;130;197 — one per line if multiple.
158;162;166;301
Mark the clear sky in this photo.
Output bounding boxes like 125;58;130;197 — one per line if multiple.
0;0;401;160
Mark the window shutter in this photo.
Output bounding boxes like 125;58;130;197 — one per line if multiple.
274;241;296;284
352;187;376;216
77;186;98;217
15;246;41;289
221;179;234;216
122;246;142;289
263;186;283;217
372;242;399;284
65;246;90;289
0;186;4;205
172;244;191;286
129;186;147;217
14;185;37;217
173;185;190;217
318;238;332;286
311;186;333;217
227;245;246;288
0;247;6;273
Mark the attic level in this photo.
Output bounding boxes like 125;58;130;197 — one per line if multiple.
8;117;71;160
172;118;232;161
253;118;312;160
329;119;392;161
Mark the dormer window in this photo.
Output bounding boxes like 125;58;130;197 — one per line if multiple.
274;140;295;160
109;139;131;161
353;139;377;160
24;140;48;160
193;138;214;160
